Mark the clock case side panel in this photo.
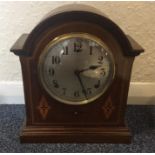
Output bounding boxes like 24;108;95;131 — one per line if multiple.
19;57;35;125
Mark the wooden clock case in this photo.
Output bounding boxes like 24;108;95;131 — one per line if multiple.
11;5;144;143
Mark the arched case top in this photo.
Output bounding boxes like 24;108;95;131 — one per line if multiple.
11;4;144;57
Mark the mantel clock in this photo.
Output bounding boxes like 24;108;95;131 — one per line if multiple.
10;4;144;143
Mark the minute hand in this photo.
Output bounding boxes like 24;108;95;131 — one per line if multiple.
74;70;88;100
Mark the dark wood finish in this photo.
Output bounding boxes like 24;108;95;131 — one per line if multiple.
10;4;144;143
10;33;29;56
127;35;144;55
20;126;131;143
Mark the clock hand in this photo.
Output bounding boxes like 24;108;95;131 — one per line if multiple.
74;70;88;100
79;65;102;73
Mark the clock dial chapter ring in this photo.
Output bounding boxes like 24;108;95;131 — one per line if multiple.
38;33;115;105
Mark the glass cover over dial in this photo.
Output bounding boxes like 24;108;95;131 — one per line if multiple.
38;33;115;105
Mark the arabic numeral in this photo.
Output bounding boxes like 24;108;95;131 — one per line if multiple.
74;91;80;97
48;68;54;76
63;46;69;55
53;80;59;88
90;46;93;55
74;42;82;52
52;56;61;64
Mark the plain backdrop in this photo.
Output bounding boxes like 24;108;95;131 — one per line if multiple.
0;1;155;82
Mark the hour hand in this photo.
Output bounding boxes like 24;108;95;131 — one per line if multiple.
79;65;101;73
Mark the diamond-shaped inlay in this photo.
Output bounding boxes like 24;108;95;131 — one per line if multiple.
37;97;51;119
102;97;115;119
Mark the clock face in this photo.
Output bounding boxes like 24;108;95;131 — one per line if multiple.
38;33;115;105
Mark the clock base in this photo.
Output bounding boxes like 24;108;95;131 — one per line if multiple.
20;125;131;143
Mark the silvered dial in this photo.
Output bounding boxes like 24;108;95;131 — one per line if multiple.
38;33;115;105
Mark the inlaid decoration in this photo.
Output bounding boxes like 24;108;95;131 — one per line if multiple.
102;97;115;119
37;96;51;119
